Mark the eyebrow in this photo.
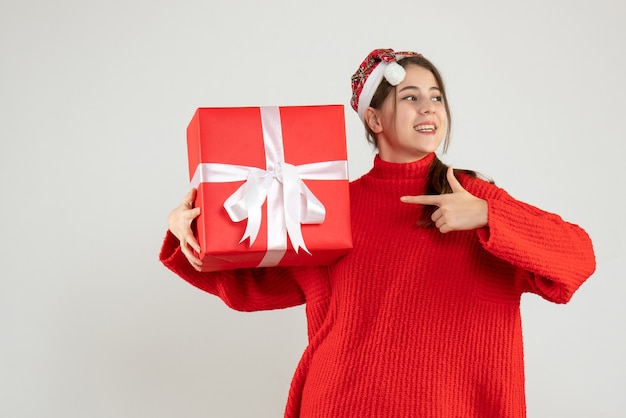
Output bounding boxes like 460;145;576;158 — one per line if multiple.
398;86;441;93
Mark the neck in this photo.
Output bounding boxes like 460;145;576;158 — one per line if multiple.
377;148;433;164
367;152;435;181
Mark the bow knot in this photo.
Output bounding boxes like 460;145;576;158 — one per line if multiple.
222;161;324;254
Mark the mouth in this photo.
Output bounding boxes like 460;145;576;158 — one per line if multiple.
414;123;437;133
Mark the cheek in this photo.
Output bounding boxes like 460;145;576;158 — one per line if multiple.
437;108;448;126
396;107;415;124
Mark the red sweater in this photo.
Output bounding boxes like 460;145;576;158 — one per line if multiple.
160;152;596;417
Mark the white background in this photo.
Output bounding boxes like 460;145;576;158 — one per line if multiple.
1;0;625;417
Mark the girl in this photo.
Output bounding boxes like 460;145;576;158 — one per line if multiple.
161;48;596;417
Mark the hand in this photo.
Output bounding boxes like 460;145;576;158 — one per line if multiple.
400;167;488;233
168;189;203;270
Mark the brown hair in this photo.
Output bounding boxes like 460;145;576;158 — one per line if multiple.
364;55;489;227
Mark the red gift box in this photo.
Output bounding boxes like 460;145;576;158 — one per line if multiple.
187;105;353;272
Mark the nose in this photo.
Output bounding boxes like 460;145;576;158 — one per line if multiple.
419;99;435;114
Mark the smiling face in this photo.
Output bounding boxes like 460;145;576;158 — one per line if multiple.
365;64;448;163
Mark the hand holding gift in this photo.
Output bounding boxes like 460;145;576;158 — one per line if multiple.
167;188;203;271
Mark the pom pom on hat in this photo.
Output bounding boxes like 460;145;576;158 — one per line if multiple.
383;62;406;86
350;48;422;122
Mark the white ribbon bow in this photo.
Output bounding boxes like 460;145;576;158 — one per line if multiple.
190;106;348;265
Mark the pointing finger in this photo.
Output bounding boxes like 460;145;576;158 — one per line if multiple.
401;195;442;206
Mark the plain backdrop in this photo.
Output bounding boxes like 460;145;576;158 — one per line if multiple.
1;0;625;417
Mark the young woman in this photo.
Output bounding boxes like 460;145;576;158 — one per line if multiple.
161;48;596;417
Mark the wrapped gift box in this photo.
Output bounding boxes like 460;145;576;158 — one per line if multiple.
187;105;353;272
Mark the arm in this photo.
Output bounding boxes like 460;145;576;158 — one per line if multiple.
159;230;311;311
467;177;596;304
401;169;596;304
160;189;328;312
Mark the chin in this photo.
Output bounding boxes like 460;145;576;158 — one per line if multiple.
417;139;444;154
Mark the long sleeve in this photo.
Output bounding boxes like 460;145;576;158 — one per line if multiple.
465;177;596;304
159;230;329;312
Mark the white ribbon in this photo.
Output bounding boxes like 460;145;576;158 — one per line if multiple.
190;106;348;266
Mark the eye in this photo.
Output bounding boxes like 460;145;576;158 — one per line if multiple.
431;95;443;102
402;95;418;102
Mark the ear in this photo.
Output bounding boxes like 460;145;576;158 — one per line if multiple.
364;107;383;134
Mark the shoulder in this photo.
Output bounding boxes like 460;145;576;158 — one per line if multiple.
349;172;369;190
455;169;506;200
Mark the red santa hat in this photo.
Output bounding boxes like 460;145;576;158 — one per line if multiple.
350;48;422;122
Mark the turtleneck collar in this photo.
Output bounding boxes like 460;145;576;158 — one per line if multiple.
366;152;436;181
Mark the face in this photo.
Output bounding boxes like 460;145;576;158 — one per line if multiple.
366;65;447;163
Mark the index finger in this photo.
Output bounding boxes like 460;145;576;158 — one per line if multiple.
400;195;442;206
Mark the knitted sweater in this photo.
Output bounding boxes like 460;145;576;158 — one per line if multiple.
160;152;596;418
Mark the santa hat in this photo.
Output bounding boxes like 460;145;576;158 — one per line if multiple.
350;48;422;122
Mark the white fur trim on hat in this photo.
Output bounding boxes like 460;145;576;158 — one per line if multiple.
357;63;386;121
357;58;408;122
